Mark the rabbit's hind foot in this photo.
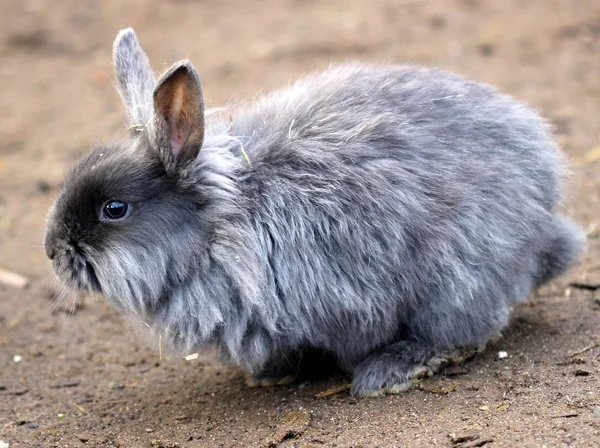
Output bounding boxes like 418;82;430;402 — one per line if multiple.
351;341;484;397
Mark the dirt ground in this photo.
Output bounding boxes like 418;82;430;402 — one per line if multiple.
1;0;600;447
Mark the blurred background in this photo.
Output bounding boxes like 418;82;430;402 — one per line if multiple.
1;1;599;447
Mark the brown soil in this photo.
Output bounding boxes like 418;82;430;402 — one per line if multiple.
1;0;600;447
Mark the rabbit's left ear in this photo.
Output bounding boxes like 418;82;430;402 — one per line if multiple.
151;61;205;169
113;28;156;128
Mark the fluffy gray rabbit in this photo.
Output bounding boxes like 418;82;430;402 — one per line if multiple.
44;28;584;396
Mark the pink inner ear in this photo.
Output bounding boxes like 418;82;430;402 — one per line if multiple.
168;119;190;158
169;133;183;157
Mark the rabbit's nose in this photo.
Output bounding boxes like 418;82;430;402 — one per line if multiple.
45;244;56;260
44;233;57;260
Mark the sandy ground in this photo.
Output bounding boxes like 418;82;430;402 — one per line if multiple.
1;0;600;447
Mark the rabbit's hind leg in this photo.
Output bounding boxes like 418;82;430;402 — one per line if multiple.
536;215;585;287
350;341;482;397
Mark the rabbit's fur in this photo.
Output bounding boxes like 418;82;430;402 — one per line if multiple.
44;28;584;396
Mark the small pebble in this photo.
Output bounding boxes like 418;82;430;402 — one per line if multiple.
497;351;508;360
77;433;91;442
593;407;600;416
449;432;479;444
0;441;9;448
13;355;22;363
145;428;154;433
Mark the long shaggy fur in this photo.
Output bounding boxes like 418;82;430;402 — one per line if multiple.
44;29;585;396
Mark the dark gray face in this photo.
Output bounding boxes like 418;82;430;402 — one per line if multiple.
43;143;202;297
45;143;159;291
44;28;210;314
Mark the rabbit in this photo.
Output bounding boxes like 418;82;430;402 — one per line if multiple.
44;28;585;397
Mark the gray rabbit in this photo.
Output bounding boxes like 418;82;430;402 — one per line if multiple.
44;28;584;396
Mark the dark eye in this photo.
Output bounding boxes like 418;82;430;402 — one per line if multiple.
101;200;130;221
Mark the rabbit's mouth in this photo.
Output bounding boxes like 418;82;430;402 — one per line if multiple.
50;244;102;293
86;264;101;292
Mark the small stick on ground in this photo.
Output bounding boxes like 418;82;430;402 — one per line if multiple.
459;439;493;448
71;402;86;413
569;282;600;291
0;267;29;289
567;343;599;358
314;383;352;399
550;412;579;418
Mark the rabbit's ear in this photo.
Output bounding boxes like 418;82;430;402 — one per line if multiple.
112;28;156;128
151;61;205;168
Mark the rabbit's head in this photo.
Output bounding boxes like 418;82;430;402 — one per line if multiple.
44;29;212;316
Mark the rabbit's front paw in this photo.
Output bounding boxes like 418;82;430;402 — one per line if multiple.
245;373;297;388
245;354;300;388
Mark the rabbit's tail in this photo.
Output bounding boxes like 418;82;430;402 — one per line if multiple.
536;214;585;286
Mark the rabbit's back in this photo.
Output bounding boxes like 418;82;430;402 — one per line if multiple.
212;63;568;365
232;63;562;209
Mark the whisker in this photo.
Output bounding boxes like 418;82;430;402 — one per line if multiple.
8;239;48;250
26;244;46;249
47;281;69;312
68;292;79;318
60;305;72;331
129;307;151;328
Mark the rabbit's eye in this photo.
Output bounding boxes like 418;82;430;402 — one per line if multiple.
101;200;130;221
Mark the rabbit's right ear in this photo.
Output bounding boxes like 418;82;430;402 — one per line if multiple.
112;28;156;128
